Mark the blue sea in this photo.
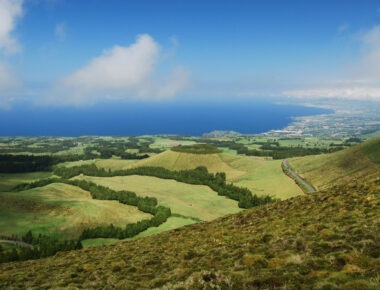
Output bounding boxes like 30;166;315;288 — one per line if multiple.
0;100;331;136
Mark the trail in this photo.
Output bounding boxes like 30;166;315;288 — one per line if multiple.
282;159;316;193
0;239;34;250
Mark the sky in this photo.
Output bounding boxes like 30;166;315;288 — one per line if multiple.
1;0;380;109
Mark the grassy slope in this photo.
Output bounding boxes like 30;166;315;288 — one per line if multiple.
0;183;151;239
1;180;378;289
74;175;241;221
0;172;53;192
290;137;380;190
132;150;303;199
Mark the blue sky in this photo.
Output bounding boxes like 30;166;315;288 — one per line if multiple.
1;0;380;109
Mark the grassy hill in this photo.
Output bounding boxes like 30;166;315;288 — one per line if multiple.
0;183;151;239
289;136;380;190
0;176;378;289
132;150;303;199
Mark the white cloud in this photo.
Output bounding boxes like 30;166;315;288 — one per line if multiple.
55;22;67;41
283;86;380;101
0;0;23;54
284;25;380;101
48;34;189;105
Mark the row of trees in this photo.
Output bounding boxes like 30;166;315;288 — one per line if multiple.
189;139;343;159
52;164;275;209
0;231;82;263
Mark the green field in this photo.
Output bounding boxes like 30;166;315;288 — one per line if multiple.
132;150;246;180
0;183;151;238
75;175;241;221
221;154;303;199
132;150;303;199
59;158;139;171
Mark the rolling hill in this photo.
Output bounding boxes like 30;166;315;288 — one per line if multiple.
131;149;304;199
0;171;378;289
289;136;380;190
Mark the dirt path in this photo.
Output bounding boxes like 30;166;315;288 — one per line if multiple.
282;159;316;193
0;239;34;250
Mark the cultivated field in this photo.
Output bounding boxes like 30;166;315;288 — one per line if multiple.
74;175;241;221
0;183;151;239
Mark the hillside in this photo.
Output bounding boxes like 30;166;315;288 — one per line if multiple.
290;136;380;190
0;183;151;239
0;177;378;289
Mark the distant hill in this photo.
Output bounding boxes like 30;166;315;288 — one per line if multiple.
289;136;380;190
131;149;246;180
1;173;378;289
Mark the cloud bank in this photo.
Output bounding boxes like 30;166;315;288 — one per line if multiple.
49;34;189;105
0;0;23;108
0;0;23;54
284;25;380;101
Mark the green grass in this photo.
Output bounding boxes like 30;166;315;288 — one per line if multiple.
221;154;304;199
132;150;303;199
74;175;241;221
131;216;197;239
0;172;54;192
0;183;151;239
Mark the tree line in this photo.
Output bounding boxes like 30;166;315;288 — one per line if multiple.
0;231;82;264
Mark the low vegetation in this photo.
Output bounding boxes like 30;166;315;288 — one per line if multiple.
171;143;222;154
1;174;378;288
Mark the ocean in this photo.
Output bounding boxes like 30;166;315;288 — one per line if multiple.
0;100;331;136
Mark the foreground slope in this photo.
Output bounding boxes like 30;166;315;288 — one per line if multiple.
1;179;378;289
290;136;380;190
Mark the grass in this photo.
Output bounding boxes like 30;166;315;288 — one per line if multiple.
290;136;380;190
220;153;304;199
1;176;378;289
0;172;54;192
74;175;241;221
81;238;120;248
131;150;246;180
131;216;197;239
0;183;151;239
132;150;303;199
58;159;138;171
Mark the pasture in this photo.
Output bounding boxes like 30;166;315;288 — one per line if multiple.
0;183;151;239
74;175;241;221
